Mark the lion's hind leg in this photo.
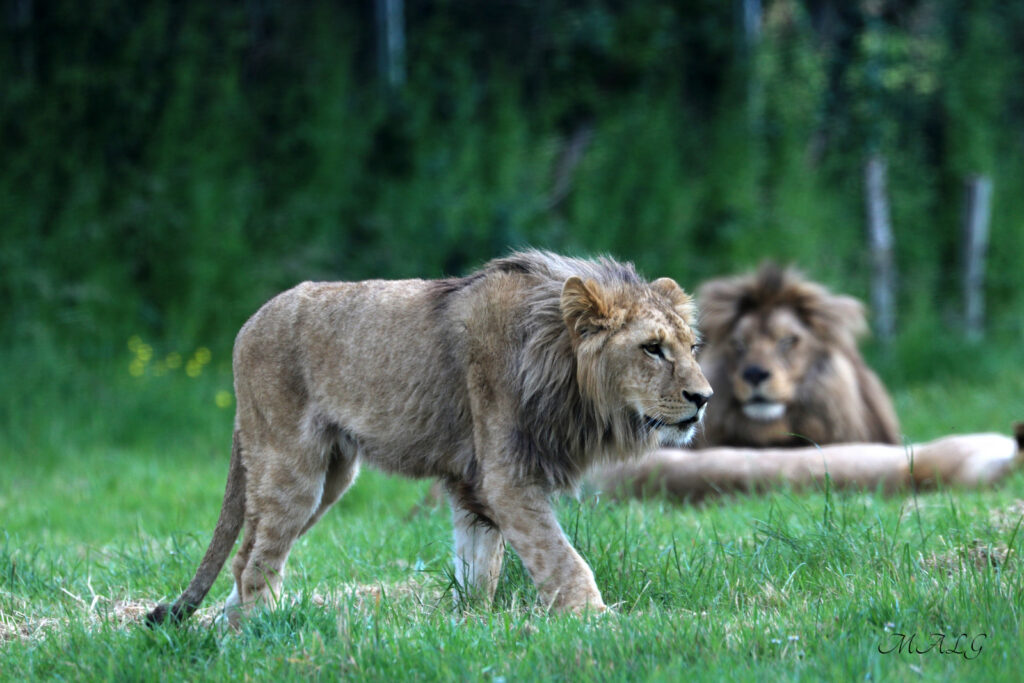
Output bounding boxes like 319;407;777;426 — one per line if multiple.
225;440;340;627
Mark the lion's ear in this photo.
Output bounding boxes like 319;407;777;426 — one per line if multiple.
651;277;696;324
561;276;612;339
832;294;867;333
802;291;868;348
825;293;868;341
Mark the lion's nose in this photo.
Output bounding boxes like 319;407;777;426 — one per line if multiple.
742;365;770;386
683;390;711;409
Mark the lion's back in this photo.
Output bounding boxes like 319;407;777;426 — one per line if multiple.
232;278;480;476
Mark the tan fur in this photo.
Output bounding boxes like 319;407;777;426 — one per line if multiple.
146;250;711;625
595;434;1021;501
594;264;1020;500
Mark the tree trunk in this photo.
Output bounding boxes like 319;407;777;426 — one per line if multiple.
10;0;35;77
864;154;895;341
375;0;405;90
963;174;993;341
546;122;594;211
741;0;762;47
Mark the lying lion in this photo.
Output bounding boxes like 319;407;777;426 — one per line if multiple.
147;250;712;625
592;264;1022;501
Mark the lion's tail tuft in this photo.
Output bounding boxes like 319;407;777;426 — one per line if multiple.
145;603;172;627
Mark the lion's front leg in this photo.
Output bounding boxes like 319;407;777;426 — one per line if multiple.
451;502;505;604
480;471;606;614
464;360;605;613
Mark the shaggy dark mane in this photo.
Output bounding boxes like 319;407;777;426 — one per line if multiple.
485;249;644;288
486;251;657;489
700;262;867;351
696;262;900;447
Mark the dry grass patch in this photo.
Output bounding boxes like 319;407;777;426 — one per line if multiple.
0;575;445;646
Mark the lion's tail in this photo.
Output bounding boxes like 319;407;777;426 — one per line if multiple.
146;430;246;627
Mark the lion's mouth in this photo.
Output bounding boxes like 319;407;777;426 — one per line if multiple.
642;410;703;448
643;412;702;431
741;397;786;422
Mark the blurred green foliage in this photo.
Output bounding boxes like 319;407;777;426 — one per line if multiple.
2;0;1022;362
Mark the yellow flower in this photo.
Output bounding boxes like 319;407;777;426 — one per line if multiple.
165;352;182;369
215;390;234;409
194;347;212;365
186;359;202;378
129;359;145;377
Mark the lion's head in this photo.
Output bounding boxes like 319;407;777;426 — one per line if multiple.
559;273;713;448
694;263;900;448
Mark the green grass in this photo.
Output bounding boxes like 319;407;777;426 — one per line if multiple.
2;343;1023;680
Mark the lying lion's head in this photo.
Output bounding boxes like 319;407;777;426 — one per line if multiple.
694;263;900;448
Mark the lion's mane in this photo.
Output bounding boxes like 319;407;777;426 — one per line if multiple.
440;251;669;507
696;263;900;448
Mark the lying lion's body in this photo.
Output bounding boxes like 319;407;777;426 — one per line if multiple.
147;250;711;625
596;433;1021;501
593;264;1020;500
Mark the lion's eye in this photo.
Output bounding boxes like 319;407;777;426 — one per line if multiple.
778;335;799;352
691;342;704;356
641;342;664;360
731;339;746;355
